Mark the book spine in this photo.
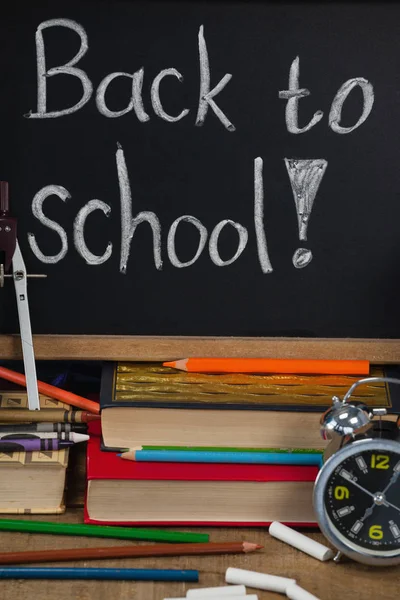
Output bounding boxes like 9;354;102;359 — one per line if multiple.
0;393;71;411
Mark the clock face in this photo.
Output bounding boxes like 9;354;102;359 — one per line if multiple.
324;447;400;553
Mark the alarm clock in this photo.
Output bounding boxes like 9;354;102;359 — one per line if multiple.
313;376;400;566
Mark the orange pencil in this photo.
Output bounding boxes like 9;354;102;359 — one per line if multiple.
0;366;100;415
163;358;370;376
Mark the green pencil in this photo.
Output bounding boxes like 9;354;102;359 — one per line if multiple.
143;445;323;454
0;519;209;543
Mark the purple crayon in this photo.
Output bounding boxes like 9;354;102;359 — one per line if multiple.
0;439;73;452
0;423;87;433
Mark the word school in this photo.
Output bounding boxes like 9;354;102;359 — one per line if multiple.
29;145;273;274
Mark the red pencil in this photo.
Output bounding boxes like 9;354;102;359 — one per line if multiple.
0;541;263;565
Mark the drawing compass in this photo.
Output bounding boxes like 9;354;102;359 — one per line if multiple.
0;181;46;410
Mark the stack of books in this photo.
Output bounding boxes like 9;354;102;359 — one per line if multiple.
0;388;86;514
84;361;397;527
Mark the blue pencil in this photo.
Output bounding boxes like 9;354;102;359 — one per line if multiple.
0;567;199;581
119;449;323;466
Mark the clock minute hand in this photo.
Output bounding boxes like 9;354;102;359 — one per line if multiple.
340;471;375;499
339;469;400;513
342;478;400;513
383;500;400;514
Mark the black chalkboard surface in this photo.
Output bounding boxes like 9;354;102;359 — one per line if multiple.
0;1;400;343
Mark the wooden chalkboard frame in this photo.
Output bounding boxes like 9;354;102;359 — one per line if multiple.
0;335;398;362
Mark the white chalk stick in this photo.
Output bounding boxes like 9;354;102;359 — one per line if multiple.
185;596;256;600
225;567;295;593
163;597;186;600
269;521;334;562
286;583;321;600
186;585;246;597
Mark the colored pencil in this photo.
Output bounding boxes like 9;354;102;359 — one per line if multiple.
0;366;99;414
0;541;262;565
142;445;322;453
0;439;73;452
0;431;89;443
163;358;370;375
0;567;199;581
0;409;99;423
119;449;323;466
0;423;88;433
0;518;209;543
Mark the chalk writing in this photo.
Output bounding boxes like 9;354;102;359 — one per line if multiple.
28;185;70;263
279;57;374;134
329;78;374;134
27;19;92;119
23;18;375;275
196;25;235;131
151;69;189;122
27;19;234;130
209;220;248;267
254;158;273;274
285;159;327;268
167;216;208;268
279;56;324;134
28;146;270;274
96;69;150;121
116;143;163;274
74;200;113;266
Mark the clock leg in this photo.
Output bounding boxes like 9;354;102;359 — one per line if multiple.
333;551;343;563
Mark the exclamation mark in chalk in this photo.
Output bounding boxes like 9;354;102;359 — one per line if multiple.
284;158;328;268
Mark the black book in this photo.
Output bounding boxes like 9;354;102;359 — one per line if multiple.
99;362;400;450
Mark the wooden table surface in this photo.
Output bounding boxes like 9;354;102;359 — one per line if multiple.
1;447;398;600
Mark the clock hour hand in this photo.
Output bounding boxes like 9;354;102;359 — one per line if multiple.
382;470;400;495
360;503;375;522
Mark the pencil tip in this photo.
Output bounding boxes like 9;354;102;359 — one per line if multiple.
242;542;263;552
118;450;136;460
163;359;188;371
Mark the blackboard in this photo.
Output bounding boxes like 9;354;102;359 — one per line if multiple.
0;1;400;358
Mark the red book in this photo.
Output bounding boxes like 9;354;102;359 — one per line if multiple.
85;434;318;526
